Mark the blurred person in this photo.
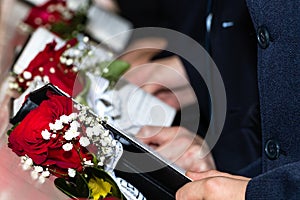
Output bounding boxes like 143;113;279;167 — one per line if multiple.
117;0;261;175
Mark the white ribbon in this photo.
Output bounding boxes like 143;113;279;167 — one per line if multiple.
85;72;121;123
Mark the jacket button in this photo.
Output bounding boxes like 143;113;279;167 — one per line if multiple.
257;26;270;49
265;139;280;160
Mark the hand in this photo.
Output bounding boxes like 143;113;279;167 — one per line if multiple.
136;126;215;172
122;55;197;109
176;170;250;200
120;37;167;68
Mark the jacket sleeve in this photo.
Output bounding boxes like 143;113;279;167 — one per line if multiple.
245;161;300;199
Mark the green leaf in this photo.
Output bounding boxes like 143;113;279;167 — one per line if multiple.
54;173;90;199
7;122;20;136
100;60;130;86
50;12;88;39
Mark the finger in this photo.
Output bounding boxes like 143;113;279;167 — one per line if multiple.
172;146;215;172
153;131;199;163
153;129;194;155
186;170;250;181
136;126;179;145
176;181;204;200
155;140;188;161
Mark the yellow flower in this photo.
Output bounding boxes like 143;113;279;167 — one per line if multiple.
88;176;112;200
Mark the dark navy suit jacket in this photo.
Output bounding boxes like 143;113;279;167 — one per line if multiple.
244;0;300;198
117;0;262;174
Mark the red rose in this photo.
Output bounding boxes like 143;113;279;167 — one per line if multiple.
23;0;73;30
8;92;92;176
16;38;84;97
22;0;88;39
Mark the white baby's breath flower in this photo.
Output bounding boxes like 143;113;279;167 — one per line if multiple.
97;156;105;166
24;158;33;167
86;127;93;138
63;133;72;141
69;113;78;120
81;106;88;112
79;137;90;147
23;71;32;80
103;130;110;137
64;125;80;141
84;160;94;166
59;115;70;124
51;133;57;138
99;156;105;163
30;171;39;180
22;164;31;171
103;147;113;155
54;120;64;130
49;120;64;131
93;125;103;136
41;129;51;140
64;130;75;141
70;120;80;129
20;156;27;164
38;176;46;184
74;104;81;110
41;170;50;178
34;75;42;81
79;115;85;122
111;140;117;147
49;123;55;131
102;137;112;147
100;140;108;147
62;143;73;151
43;75;50;83
34;166;43;173
21;156;33;170
98;124;105;131
85;116;92;124
68;168;76;178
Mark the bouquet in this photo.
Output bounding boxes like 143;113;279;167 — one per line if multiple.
20;0;91;39
7;86;145;199
9;30;130;121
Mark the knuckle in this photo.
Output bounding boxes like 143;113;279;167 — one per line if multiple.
203;178;220;194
